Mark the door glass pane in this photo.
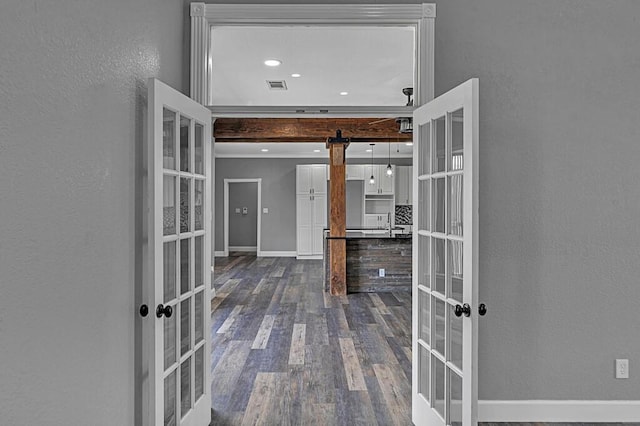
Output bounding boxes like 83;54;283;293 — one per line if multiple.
195;290;204;344
434;116;446;172
180;178;191;233
418;179;430;231
194;122;204;175
418;122;431;176
163;241;176;303
163;108;176;170
450;109;464;171
194;179;204;231
449;240;463;303
449;175;463;236
434;238;446;295
449;369;463;426
433;178;445;233
163;175;176;236
194;235;204;289
449;303;463;370
180;239;190;295
180;115;190;172
419;290;430;345
418;344;430;402
164;368;177;426
433;355;445;418
180;358;191;418
434;298;446;356
195;346;204;400
164;311;176;371
418;235;430;289
180;299;190;356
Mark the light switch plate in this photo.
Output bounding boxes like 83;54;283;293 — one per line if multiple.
263;208;269;214
235;208;241;214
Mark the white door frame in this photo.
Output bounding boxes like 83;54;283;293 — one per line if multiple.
189;2;435;113
223;178;262;257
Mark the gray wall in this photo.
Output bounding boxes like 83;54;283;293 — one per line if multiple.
0;0;188;424
228;182;258;247
215;158;410;252
434;0;640;400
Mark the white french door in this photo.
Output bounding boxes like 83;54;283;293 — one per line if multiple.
146;78;212;426
412;79;479;426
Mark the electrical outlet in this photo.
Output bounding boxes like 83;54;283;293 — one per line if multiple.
378;268;385;277
616;359;629;379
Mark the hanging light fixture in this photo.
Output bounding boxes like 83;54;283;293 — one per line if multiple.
386;143;393;176
369;144;376;185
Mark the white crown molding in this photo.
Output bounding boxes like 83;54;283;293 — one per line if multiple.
190;2;434;109
478;400;640;422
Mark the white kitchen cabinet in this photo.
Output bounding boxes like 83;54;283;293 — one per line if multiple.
364;213;391;230
364;165;395;195
297;164;327;195
296;165;327;258
395;165;413;205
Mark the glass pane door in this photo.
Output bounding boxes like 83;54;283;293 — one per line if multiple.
412;79;478;426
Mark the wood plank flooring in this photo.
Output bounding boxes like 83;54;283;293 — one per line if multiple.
210;253;412;425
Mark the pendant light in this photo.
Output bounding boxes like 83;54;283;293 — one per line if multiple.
369;144;375;185
386;142;393;176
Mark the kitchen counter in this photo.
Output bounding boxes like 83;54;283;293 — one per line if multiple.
323;229;412;293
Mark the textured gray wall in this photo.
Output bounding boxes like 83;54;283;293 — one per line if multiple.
228;182;258;247
0;0;187;424
435;0;640;400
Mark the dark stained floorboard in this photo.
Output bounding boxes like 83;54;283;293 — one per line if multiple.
210;253;412;425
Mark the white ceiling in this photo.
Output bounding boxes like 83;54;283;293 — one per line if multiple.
210;26;415;106
210;25;414;158
214;142;413;159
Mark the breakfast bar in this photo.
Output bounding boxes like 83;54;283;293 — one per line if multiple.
323;229;412;293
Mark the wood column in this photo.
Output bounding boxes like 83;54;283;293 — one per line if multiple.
328;142;348;295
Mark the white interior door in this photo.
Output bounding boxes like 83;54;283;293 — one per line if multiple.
146;78;212;426
412;79;479;426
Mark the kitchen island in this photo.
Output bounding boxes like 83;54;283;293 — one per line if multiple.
323;229;412;293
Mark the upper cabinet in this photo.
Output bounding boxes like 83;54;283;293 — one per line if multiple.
364;165;395;195
395;166;413;205
297;164;327;195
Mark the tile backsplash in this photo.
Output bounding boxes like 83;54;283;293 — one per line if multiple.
395;205;412;225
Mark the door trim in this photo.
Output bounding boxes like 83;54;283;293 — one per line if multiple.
189;2;435;111
223;178;262;257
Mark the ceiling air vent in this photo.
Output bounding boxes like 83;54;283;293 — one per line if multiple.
266;80;287;90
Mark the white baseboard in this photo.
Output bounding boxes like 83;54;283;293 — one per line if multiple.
259;251;297;257
478;400;640;422
296;254;323;260
228;246;257;252
214;251;225;257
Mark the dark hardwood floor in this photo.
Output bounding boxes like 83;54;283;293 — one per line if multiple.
210;253;412;425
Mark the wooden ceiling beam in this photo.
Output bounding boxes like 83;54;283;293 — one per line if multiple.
213;118;412;142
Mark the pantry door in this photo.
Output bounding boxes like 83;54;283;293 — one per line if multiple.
412;79;479;426
146;78;212;426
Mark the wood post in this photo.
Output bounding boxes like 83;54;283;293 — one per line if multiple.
328;142;348;295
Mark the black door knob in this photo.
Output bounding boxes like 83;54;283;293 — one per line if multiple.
454;303;471;317
139;304;149;317
156;304;173;318
478;303;487;316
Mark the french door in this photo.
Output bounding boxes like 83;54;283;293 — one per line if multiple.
145;78;212;426
412;79;479;426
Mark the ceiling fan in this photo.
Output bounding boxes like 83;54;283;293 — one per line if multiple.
369;87;413;133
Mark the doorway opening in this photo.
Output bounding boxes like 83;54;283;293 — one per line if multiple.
223;178;262;257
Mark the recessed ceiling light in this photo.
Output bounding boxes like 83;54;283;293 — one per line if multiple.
261;148;269;152
313;149;320;153
405;142;414;146
264;59;282;67
339;91;348;96
366;149;372;152
291;73;301;78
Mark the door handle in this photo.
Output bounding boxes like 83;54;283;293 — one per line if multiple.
454;303;471;317
478;303;487;316
139;304;149;317
156;304;173;318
